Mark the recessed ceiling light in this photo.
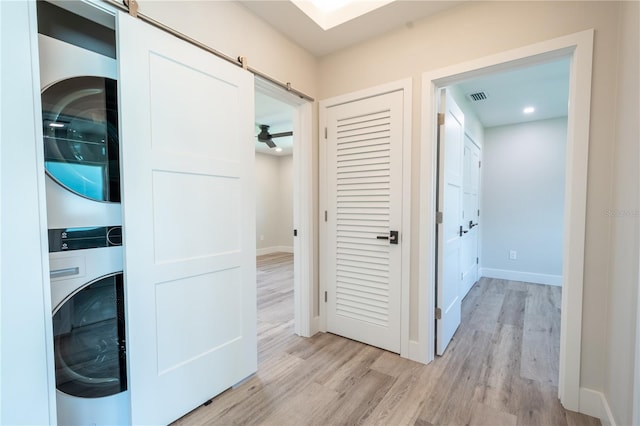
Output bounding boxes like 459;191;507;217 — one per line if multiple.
523;106;535;114
275;147;283;152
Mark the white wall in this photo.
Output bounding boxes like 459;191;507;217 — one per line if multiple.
480;118;567;286
604;2;639;424
255;153;293;253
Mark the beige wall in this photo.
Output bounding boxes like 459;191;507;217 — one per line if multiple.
136;1;317;96
318;0;621;401
255;153;293;250
605;1;639;424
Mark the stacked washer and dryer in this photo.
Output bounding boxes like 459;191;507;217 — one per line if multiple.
38;2;130;424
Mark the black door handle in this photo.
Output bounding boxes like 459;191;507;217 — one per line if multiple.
377;235;389;240
459;225;468;236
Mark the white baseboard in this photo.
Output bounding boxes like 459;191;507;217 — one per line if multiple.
579;387;616;425
479;267;562;286
256;245;294;256
407;339;427;364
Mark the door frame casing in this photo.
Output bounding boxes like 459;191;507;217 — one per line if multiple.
418;30;594;411
319;78;412;357
254;77;315;337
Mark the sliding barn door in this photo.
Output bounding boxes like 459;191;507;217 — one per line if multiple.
118;13;256;425
325;90;404;353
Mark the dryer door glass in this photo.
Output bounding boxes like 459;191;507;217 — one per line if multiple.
42;76;120;202
52;273;127;398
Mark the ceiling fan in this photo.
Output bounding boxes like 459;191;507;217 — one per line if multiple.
256;124;293;148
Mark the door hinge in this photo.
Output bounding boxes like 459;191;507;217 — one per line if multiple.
324;291;327;302
436;211;443;224
479;160;482;168
293;229;297;237
476;257;479;265
477;209;480;217
324;127;328;139
437;113;445;126
324;210;328;222
435;307;442;320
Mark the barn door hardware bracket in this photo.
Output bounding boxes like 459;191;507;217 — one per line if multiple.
237;56;248;70
123;0;139;17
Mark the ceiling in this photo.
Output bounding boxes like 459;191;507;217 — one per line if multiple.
452;58;570;128
238;0;464;57
255;90;294;156
251;2;570;151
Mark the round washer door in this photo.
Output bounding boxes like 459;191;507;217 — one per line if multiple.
52;273;127;398
42;76;120;203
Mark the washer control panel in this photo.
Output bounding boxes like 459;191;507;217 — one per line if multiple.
48;226;122;252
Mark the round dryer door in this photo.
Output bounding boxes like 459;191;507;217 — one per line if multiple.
52;273;127;398
42;76;120;203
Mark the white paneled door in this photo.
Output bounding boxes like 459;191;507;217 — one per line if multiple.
118;13;256;425
436;89;465;355
325;90;404;353
461;135;481;297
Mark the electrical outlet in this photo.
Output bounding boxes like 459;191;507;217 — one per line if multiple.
509;250;517;260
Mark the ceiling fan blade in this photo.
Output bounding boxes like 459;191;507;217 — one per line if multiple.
270;131;293;139
265;139;276;148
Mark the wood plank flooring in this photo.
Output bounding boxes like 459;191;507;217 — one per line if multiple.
174;253;600;426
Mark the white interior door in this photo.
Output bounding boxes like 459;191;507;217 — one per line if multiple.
436;89;464;356
461;135;481;297
325;90;403;353
118;13;256;425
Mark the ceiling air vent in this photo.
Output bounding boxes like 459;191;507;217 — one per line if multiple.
468;91;488;102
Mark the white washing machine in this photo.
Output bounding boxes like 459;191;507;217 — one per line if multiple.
50;246;130;426
38;4;130;423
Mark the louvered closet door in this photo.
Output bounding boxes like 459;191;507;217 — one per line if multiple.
326;90;403;353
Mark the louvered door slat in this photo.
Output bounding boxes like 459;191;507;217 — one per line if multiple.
326;89;403;353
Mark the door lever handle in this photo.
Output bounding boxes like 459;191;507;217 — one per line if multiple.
459;225;468;236
377;235;389;240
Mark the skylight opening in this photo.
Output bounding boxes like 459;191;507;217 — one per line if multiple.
308;0;354;12
291;0;396;30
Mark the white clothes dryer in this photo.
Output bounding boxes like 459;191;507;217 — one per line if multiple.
39;33;121;230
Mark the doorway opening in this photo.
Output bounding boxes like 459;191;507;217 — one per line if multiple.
436;57;570;350
254;77;314;357
419;30;594;411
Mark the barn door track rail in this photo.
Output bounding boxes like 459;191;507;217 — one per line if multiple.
104;0;314;102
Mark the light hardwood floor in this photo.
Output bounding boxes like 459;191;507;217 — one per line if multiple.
174;253;600;426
